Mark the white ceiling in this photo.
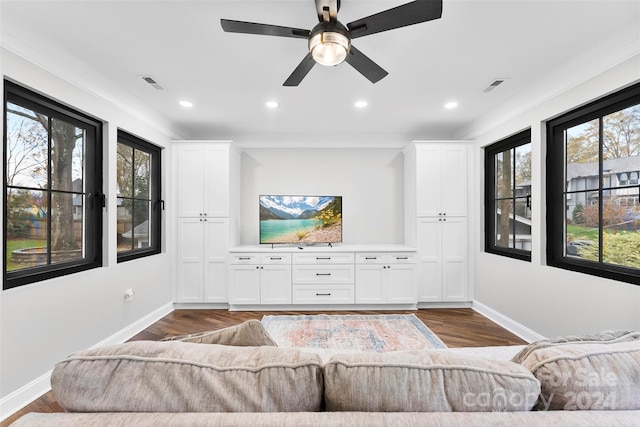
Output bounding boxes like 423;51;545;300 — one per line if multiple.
2;0;639;146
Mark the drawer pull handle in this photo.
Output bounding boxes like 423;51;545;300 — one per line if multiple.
270;257;282;260
316;273;332;276
396;257;408;260
316;257;331;260
316;293;331;296
239;257;251;260
365;257;377;260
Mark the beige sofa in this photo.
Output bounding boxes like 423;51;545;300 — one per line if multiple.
11;322;640;426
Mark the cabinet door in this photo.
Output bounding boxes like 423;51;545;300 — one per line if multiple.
176;218;204;302
441;145;468;217
261;264;292;304
203;145;230;217
355;264;386;304
177;145;204;217
416;145;443;217
203;218;229;303
415;144;468;217
228;264;261;304
386;263;416;304
416;218;442;302
441;217;468;301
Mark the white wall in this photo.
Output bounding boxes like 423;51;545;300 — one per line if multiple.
0;50;174;410
239;148;405;245
472;54;640;338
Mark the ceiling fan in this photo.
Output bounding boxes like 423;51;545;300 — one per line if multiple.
220;0;443;86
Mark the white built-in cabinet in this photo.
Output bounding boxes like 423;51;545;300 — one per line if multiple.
355;253;416;304
405;142;471;304
228;254;292;305
175;141;240;303
227;248;416;308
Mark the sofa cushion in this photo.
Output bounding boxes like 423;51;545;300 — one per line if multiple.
160;319;277;346
51;341;323;413
323;350;541;412
513;334;640;410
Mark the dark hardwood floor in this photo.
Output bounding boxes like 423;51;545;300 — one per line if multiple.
2;308;525;426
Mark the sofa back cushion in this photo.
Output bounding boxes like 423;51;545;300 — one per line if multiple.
513;333;640;410
323;350;541;412
160;319;278;346
51;341;323;413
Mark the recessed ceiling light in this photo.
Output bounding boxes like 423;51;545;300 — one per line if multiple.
355;100;368;108
444;101;458;110
179;100;193;108
266;101;279;108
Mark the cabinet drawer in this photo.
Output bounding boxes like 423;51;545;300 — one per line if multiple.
229;254;260;264
355;253;385;264
292;265;355;285
293;285;355;304
356;252;417;264
260;253;291;264
293;253;355;264
387;253;416;263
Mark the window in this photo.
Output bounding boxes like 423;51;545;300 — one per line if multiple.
4;80;103;289
116;130;162;262
547;82;640;285
484;129;532;261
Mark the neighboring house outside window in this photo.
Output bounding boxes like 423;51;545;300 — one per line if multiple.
116;130;162;262
547;82;640;285
4;80;103;289
484;129;532;261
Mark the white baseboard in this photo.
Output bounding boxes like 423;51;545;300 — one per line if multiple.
472;300;546;343
0;302;174;422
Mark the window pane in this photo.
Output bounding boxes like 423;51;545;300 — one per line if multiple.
566;191;600;259
117;143;133;198
50;191;83;263
134;149;151;199
565;119;600;192
133;200;151;249
495;199;512;248
603;105;640;161
50;118;83;192
5;103;49;189
515;143;532;189
495;150;513;198
601;195;640;268
117;197;133;252
6;189;48;272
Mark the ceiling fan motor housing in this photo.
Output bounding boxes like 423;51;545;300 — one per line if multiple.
308;21;351;66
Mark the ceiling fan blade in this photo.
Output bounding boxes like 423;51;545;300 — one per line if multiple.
221;19;310;39
315;0;340;22
345;45;388;84
283;53;316;86
347;0;442;39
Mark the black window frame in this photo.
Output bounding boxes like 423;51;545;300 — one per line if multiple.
546;81;640;286
116;130;162;263
484;129;532;262
3;80;103;289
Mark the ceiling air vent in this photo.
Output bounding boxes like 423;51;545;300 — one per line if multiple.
483;78;507;93
141;75;164;90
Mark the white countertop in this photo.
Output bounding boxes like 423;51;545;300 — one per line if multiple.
229;244;416;253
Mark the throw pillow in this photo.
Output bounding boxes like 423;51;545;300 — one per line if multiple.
160;319;277;347
323;350;541;412
511;330;640;364
513;332;640;410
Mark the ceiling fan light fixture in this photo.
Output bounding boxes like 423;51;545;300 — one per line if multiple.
309;31;350;66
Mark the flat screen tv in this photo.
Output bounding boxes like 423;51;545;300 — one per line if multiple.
259;195;342;245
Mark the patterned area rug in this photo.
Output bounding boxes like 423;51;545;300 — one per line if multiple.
261;314;446;352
